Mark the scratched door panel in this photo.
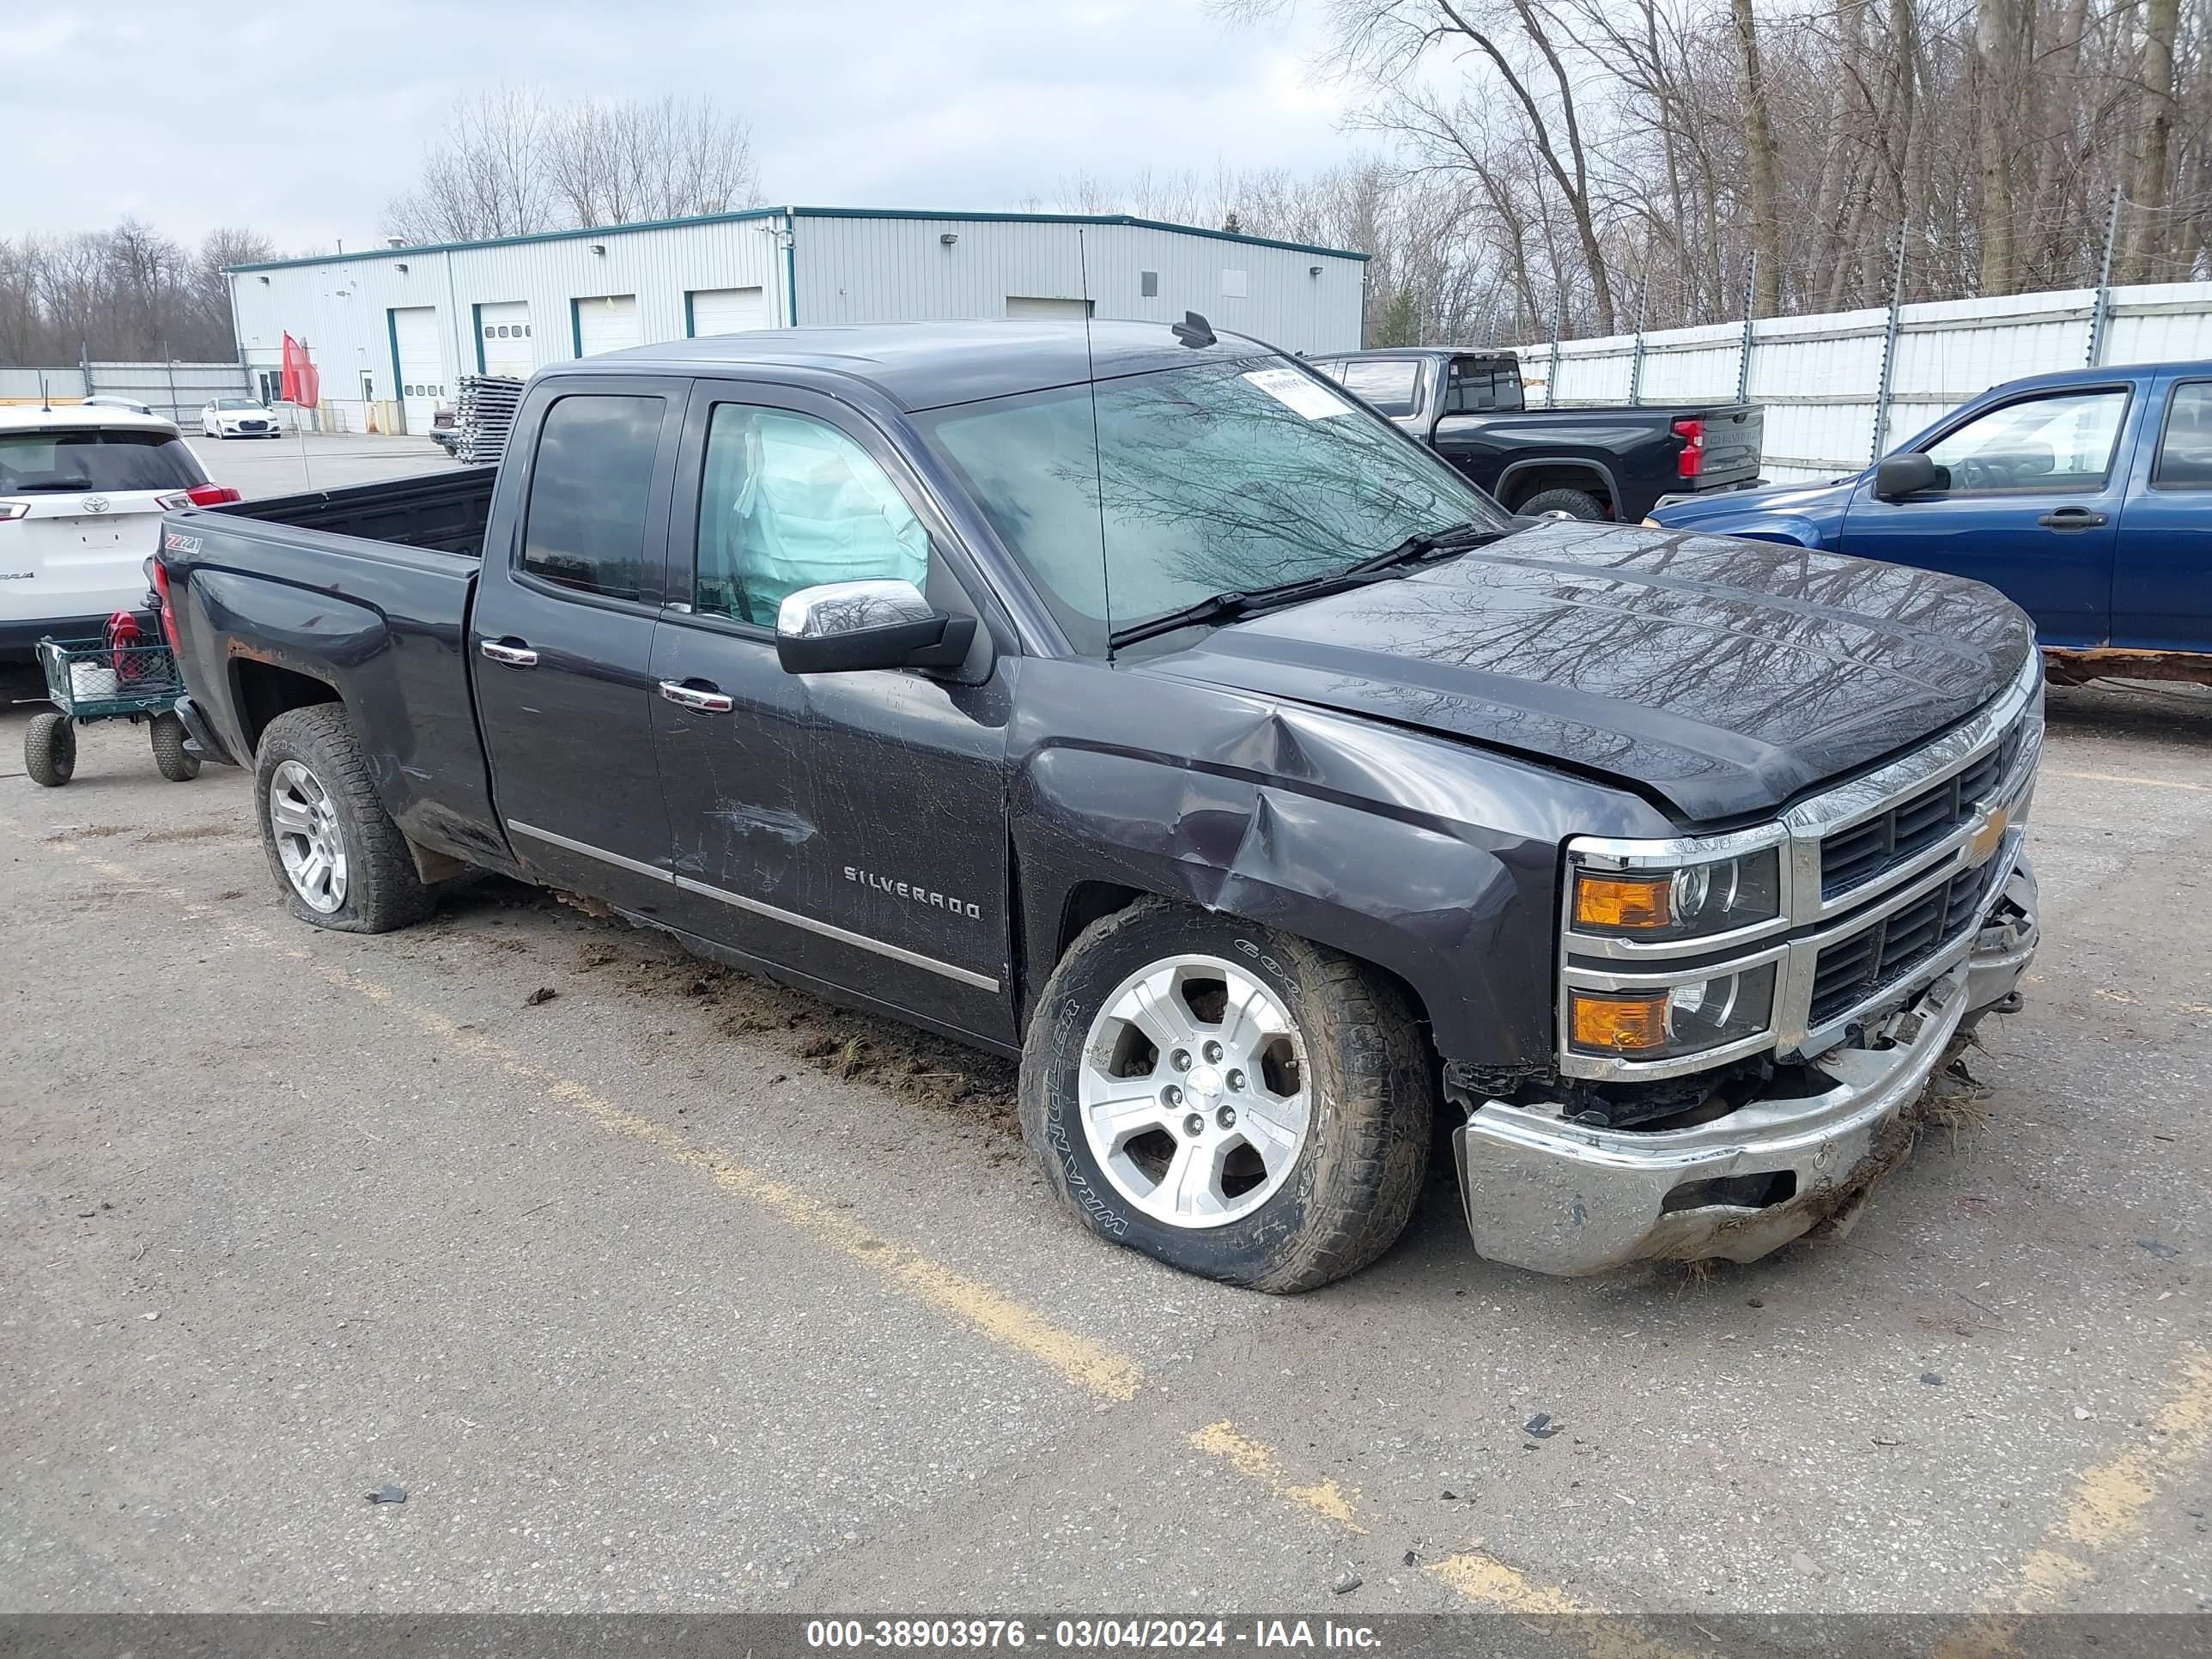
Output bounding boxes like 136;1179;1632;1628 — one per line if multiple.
648;617;1014;1041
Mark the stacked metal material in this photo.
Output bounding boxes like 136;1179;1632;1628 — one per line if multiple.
455;375;525;466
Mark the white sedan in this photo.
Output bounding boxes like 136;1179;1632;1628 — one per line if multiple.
200;398;283;439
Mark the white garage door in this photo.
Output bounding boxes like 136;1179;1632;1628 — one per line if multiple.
1006;295;1093;320
574;294;641;357
389;306;443;436
478;301;534;377
690;286;770;337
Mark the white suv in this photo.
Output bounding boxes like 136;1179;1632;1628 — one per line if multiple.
0;406;238;659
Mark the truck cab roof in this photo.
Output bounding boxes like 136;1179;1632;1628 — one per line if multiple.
561;319;1279;412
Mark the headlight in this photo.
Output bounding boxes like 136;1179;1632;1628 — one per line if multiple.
1570;848;1782;943
1567;963;1778;1060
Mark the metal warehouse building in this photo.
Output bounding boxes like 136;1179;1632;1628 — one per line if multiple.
228;206;1370;436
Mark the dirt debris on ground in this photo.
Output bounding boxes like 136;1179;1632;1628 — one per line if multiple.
137;822;249;845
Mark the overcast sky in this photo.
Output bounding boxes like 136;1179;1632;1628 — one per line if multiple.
15;0;1358;251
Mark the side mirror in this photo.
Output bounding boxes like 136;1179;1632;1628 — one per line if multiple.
775;579;976;676
1874;452;1944;501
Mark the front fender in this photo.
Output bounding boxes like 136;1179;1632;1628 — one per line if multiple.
1012;745;1553;1066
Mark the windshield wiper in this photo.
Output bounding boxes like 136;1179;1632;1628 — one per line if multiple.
1340;520;1511;578
15;478;96;494
1107;520;1511;650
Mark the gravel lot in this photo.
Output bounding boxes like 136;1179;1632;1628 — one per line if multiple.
1;439;2205;1622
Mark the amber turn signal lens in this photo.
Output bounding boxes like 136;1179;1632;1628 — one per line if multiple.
1573;873;1674;930
1570;993;1668;1054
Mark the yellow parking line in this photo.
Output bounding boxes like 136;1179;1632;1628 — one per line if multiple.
1937;1345;2212;1657
11;821;1145;1405
15;817;2207;1635
2048;769;2209;793
307;951;1147;1405
1189;1421;1364;1531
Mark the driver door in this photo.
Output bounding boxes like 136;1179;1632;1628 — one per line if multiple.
1836;384;2136;647
647;380;1016;1043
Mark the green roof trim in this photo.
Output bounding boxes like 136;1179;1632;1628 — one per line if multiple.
228;205;1369;274
787;207;1369;262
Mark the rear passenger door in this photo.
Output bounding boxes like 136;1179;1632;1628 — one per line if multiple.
471;379;684;914
647;380;1015;1042
2112;375;2212;654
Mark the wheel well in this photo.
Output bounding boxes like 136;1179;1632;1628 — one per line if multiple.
1058;881;1147;960
1051;881;1437;1042
233;660;341;754
1501;465;1613;514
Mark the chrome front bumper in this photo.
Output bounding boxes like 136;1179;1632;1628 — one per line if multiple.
1455;859;2039;1277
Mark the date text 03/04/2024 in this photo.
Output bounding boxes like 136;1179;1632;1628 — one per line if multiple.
803;1618;1383;1650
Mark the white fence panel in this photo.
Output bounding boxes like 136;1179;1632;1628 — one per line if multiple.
1747;307;1887;479
0;368;90;403
1549;331;1637;404
1504;278;2212;486
89;361;253;425
2105;282;2212;364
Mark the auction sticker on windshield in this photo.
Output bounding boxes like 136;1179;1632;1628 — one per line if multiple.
1243;368;1353;420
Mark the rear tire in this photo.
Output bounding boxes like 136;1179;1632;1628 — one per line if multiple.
1019;897;1432;1292
1517;486;1607;521
254;705;435;933
149;712;200;781
24;714;75;787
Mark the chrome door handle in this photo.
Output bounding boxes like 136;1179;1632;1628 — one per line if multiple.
480;639;538;666
659;680;734;713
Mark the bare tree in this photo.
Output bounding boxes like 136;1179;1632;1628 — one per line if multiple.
383;87;761;243
0;222;277;365
381;87;557;243
2120;0;2185;280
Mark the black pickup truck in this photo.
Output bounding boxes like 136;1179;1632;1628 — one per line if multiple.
158;319;2041;1292
1310;346;1764;524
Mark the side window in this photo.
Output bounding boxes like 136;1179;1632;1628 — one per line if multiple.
1443;356;1519;414
520;393;665;601
1336;358;1420;417
1923;390;2127;494
2154;381;2212;489
693;404;931;627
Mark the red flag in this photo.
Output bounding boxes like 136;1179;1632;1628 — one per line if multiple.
280;333;320;406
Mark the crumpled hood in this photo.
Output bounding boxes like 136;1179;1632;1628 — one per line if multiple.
1134;520;2035;823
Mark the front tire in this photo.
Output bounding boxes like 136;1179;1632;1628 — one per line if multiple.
24;714;76;787
149;711;200;781
254;705;434;933
1019;898;1432;1292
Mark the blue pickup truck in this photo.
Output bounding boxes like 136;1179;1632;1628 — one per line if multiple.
1648;361;2212;683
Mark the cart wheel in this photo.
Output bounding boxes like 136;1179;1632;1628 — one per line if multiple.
149;712;201;781
24;713;76;787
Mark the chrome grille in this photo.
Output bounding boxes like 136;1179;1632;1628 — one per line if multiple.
1559;651;2043;1080
1808;860;2003;1028
1818;720;2027;900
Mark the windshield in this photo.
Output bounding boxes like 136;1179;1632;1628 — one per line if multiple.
916;356;1511;653
215;398;262;410
0;430;204;495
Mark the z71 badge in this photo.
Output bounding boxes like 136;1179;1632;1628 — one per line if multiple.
163;531;203;555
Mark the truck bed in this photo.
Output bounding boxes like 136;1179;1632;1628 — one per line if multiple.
161;466;507;875
221;466;494;557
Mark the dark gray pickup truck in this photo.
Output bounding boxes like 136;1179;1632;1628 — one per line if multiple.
157;319;2043;1292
